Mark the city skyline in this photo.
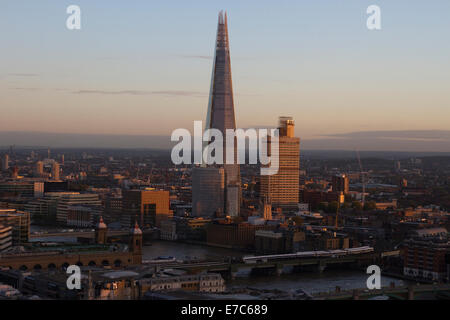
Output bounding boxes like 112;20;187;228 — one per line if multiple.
0;129;449;152
1;2;450;306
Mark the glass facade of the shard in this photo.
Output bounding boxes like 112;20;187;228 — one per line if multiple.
193;11;241;217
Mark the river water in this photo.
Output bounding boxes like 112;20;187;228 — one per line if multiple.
29;224;407;295
143;241;408;294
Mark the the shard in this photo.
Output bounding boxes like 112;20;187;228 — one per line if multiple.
205;11;236;139
192;11;241;217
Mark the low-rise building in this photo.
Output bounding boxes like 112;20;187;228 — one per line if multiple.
255;229;305;254
160;220;177;241
66;205;102;228
403;227;450;282
140;273;225;294
206;220;273;250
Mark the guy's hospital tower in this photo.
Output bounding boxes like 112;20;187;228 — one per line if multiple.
192;11;241;218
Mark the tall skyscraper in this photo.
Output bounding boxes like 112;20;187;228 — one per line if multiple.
2;154;9;171
192;11;241;217
260;117;300;211
35;161;44;177
52;162;60;181
332;174;349;195
192;167;225;217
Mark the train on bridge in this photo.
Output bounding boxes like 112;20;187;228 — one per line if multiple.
242;246;374;264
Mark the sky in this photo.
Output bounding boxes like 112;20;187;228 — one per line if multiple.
0;1;449;151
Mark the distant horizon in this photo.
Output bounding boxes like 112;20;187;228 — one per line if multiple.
0;129;449;153
1;1;450;147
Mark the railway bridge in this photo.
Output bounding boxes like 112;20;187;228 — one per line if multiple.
154;252;380;279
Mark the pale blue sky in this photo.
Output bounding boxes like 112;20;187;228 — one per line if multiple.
1;1;449;149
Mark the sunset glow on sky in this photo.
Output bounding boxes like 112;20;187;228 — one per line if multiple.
1;0;449;150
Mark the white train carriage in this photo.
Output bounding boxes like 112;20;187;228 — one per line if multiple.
314;251;330;257
295;251;316;258
328;249;348;257
345;246;374;254
242;246;374;264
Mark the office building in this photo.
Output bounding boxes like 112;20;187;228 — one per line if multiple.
121;189;172;228
260;117;300;210
403;228;450;281
160;219;177;241
255;229;305;255
66;205;102;228
56;193;102;224
192;167;225;217
104;196;123;223
0;181;44;198
174;217;211;241
0;209;30;245
24;192;76;224
52;162;60;181
206;220;272;250
2;154;9;171
35;161;44;177
332;174;349;194
0;225;13;253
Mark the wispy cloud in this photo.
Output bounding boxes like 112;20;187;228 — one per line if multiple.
95;57;124;61
323;130;450;142
175;54;253;61
9;87;39;91
176;54;212;60
72;89;206;97
152;90;206;97
8;73;39;77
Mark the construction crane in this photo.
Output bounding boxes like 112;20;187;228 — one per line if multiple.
356;150;366;208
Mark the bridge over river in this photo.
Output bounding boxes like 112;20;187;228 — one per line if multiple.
144;251;380;279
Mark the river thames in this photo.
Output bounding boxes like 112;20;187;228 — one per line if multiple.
29;226;409;295
143;240;408;294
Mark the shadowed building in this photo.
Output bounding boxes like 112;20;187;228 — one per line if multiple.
56;193;102;225
0;219;142;271
332;174;349;195
1;154;9;172
35;161;44;177
192;167;224;217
